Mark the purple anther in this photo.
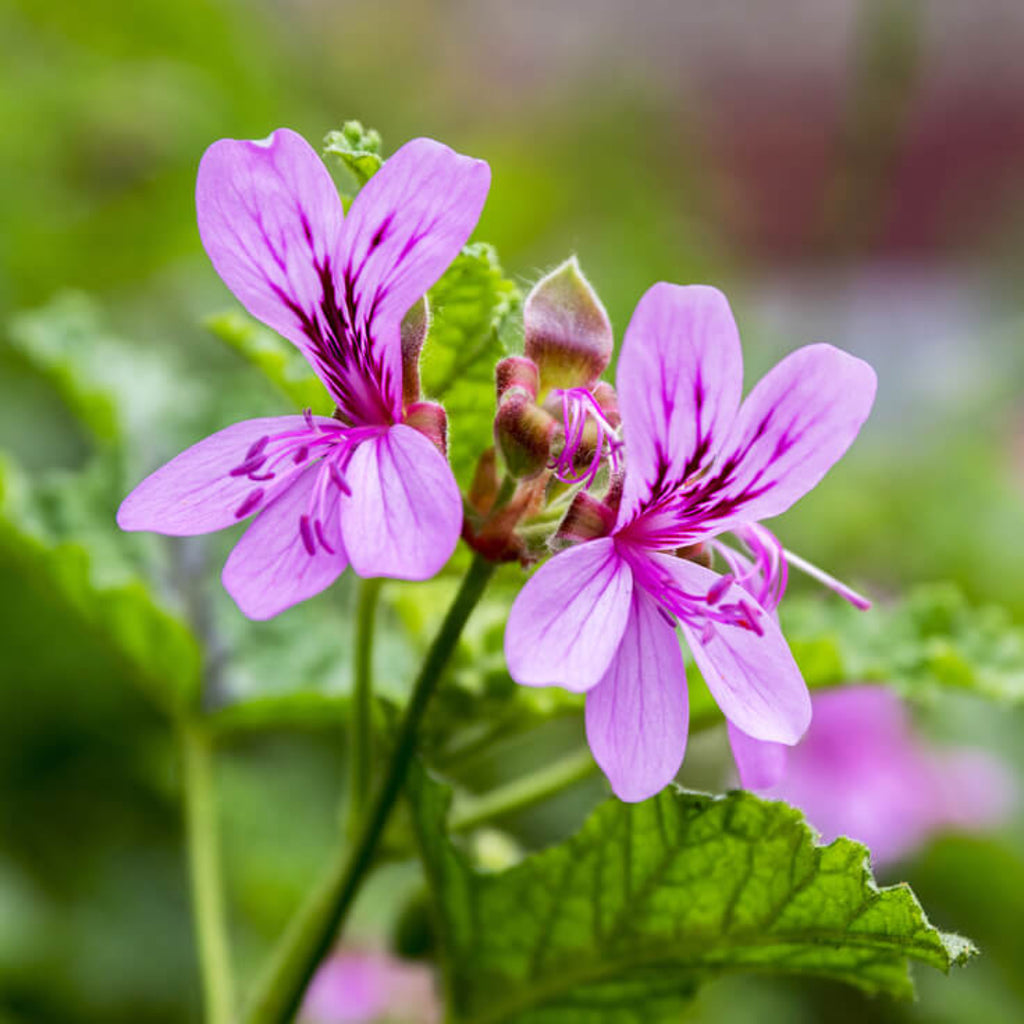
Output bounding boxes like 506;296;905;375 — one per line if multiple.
299;514;317;555
234;488;264;518
314;519;336;554
705;573;734;606
246;435;270;460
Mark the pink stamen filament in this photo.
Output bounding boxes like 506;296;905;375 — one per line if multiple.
781;546;871;610
550;388;623;487
227;413;380;556
711;524;868;613
626;552;765;645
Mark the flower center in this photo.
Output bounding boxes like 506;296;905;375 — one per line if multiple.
228;411;378;555
623;545;766;642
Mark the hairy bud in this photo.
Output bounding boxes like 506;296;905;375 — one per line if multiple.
404;400;448;456
494;396;557;479
524;257;613;393
552;491;616;549
401;297;430;407
495;355;539;403
468;447;501;514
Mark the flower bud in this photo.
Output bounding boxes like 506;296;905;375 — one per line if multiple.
524;257;613;393
495;355;539;403
494;396;557;479
401;297;429;407
404;400;448;456
551;491;616;549
468;447;500;514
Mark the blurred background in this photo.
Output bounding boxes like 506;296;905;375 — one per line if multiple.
1;0;1023;1021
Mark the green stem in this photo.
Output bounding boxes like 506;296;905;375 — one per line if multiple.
180;721;235;1024
348;577;383;831
448;707;732;833
244;554;496;1024
450;747;596;832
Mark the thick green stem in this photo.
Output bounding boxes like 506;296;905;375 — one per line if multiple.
180;721;235;1024
244;554;496;1024
348;577;383;832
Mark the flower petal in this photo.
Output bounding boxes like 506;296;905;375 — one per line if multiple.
727;721;788;790
505;538;633;693
656;554;810;744
615;284;743;527
339;424;462;580
222;467;347;620
196;129;345;388
117;416;312;536
338;138;491;408
585;589;688;802
708;343;876;531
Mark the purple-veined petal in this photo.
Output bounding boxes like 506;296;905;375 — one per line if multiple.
196;130;344;388
117;416;314;536
727;721;788;790
505;538;633;693
585;589;689;802
654;554;810;744
705;343;876;532
337;138;491;410
339;424;462;580
222;466;347;620
615;284;743;527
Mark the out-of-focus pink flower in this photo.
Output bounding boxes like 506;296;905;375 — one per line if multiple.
300;948;440;1024
742;685;1016;866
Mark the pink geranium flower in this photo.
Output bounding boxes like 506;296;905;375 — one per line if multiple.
505;283;876;802
118;129;489;618
743;686;1016;866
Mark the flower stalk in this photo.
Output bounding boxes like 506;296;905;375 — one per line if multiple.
348;576;383;833
244;553;496;1024
180;720;235;1024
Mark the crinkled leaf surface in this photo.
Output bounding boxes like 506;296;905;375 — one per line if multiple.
409;770;973;1024
421;243;521;488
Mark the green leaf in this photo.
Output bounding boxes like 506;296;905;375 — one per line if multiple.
409;770;974;1023
0;456;202;714
6;291;191;447
323;121;383;190
205;310;331;415
421;243;521;488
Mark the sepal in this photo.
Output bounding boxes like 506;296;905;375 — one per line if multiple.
524;256;613;393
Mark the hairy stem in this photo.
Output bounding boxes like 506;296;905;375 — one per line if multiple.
244;554;496;1024
348;577;383;832
180;721;235;1024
